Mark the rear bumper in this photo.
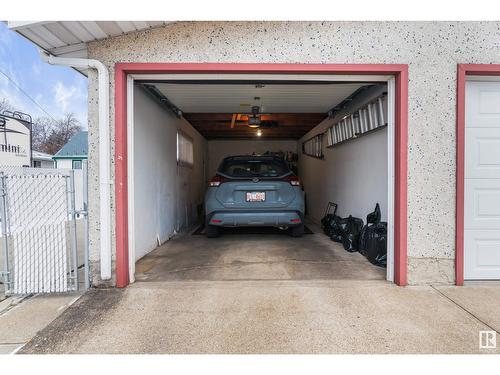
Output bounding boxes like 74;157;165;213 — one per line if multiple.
208;211;303;227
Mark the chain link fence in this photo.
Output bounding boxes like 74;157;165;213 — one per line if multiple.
0;166;88;295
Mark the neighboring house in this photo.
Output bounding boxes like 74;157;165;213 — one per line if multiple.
7;21;500;289
53;131;88;170
31;150;55;168
0;111;32;167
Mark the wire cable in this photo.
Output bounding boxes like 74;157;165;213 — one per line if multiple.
0;68;58;122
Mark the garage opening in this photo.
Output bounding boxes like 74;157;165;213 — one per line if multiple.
124;72;396;284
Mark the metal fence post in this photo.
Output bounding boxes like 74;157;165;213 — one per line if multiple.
82;161;90;290
0;172;11;294
68;170;79;290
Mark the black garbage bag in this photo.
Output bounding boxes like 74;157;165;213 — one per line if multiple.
360;222;387;267
329;216;348;242
366;203;381;224
321;214;337;235
329;215;364;250
321;202;338;236
375;253;387;268
342;233;357;252
358;224;368;254
341;216;364;252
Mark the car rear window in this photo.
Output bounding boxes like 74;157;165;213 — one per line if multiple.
218;158;290;178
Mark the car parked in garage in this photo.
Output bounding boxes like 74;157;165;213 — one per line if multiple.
204;155;305;238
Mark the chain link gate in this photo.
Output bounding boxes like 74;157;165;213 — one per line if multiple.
0;166;88;296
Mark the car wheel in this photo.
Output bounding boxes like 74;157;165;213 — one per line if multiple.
290;223;304;237
205;217;221;238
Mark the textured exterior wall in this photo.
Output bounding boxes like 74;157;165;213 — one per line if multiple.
86;21;500;285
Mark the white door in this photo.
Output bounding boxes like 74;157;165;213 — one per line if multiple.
464;80;500;280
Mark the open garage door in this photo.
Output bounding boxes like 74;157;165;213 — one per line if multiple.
124;72;396;285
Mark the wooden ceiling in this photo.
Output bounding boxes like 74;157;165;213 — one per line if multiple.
183;113;327;139
141;81;372;139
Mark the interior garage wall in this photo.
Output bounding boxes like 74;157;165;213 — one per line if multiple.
299;127;387;224
133;86;207;261
299;85;388;225
207;139;297;176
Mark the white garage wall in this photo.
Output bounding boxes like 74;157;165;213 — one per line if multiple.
207;139;298;177
133;86;207;261
176;116;208;231
299;85;388;225
299;128;387;224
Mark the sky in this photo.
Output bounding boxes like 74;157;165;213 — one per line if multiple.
0;22;88;127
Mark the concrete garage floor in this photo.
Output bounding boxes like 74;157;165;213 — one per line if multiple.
134;224;386;282
17;226;500;354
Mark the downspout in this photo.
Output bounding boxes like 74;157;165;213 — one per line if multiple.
40;50;112;281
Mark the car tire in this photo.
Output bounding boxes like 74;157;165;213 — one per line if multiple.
205;217;221;238
290;223;304;237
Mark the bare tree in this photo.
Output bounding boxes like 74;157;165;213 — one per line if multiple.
56;113;81;143
0;98;14;113
31;116;53;153
32;113;82;155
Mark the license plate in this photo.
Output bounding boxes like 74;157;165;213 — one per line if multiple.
246;192;266;202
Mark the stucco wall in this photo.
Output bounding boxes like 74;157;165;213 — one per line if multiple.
86;21;500;285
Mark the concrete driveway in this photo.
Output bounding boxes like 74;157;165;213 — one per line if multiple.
15;227;500;354
18;280;500;354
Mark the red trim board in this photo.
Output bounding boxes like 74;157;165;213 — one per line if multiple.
114;63;409;287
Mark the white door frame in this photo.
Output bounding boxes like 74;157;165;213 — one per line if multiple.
126;75;136;282
126;73;396;283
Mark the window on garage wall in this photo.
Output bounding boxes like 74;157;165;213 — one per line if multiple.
177;130;194;167
302;133;324;159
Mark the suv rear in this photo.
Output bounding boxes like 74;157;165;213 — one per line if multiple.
204;155;305;237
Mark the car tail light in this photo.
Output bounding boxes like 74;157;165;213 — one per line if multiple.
209;175;229;187
282;174;301;187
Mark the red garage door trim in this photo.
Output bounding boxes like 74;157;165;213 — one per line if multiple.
114;63;409;288
455;64;500;286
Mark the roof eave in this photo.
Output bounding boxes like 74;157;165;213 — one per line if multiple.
53;155;88;160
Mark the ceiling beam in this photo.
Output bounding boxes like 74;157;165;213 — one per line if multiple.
184;113;326;120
